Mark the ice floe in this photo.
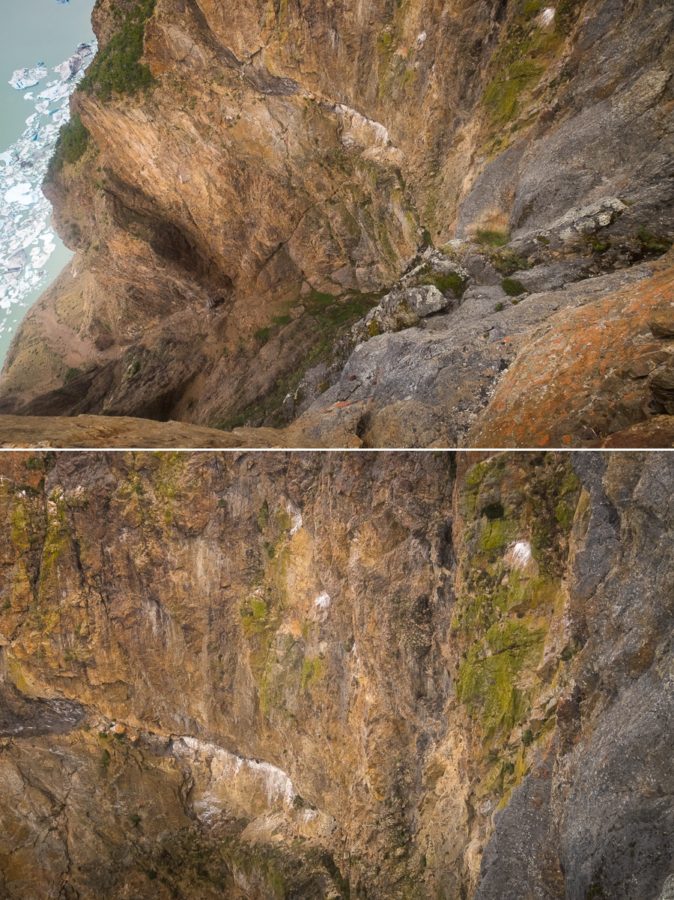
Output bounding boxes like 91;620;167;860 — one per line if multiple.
0;40;96;318
9;64;48;91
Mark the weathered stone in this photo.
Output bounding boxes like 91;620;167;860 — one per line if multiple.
0;451;671;898
355;284;453;341
649;308;674;338
0;0;670;446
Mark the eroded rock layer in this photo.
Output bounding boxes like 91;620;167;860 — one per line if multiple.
0;451;672;897
0;0;672;445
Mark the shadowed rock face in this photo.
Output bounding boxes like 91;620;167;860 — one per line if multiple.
0;685;85;738
0;0;671;446
0;451;671;897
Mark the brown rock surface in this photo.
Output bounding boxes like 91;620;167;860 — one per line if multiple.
0;414;276;448
0;451;672;897
0;254;671;448
467;257;674;447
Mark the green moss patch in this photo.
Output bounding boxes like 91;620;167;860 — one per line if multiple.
481;0;579;137
300;656;325;692
484;57;545;126
452;454;583;804
501;277;526;297
457;621;545;736
240;596;271;637
39;492;71;591
479;517;514;553
422;271;467;298
476;228;510;247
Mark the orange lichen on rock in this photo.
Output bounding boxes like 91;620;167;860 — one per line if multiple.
469;256;674;447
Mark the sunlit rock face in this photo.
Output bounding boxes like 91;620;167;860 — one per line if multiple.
0;0;670;445
0;450;672;898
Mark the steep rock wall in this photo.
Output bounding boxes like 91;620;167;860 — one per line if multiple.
0;451;672;897
0;0;671;437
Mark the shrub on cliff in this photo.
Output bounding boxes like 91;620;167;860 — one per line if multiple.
501;277;526;297
80;0;156;100
46;114;90;181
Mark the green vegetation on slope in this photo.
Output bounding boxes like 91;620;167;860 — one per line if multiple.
80;0;156;100
46;114;90;181
218;290;381;430
453;455;582;804
481;0;584;138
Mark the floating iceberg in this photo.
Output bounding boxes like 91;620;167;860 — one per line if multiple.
9;64;48;91
55;43;94;81
4;183;36;206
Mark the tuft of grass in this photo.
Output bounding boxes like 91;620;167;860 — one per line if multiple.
494;302;505;312
422;271;467;298
492;249;530;275
64;366;83;384
501;277;526;296
254;327;272;345
587;236;610;254
636;227;672;255
80;0;156;100
476;228;510;247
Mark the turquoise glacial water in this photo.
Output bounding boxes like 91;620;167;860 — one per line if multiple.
0;0;95;363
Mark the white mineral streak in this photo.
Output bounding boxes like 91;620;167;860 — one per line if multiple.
334;103;403;164
0;41;96;327
540;7;555;26
315;591;331;610
174;736;297;822
508;540;533;569
286;500;303;535
336;103;390;147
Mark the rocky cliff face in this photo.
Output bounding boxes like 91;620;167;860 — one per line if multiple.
0;0;672;446
0;450;672;897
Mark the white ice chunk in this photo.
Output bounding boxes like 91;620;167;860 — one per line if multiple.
9;64;48;91
4;183;35;205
